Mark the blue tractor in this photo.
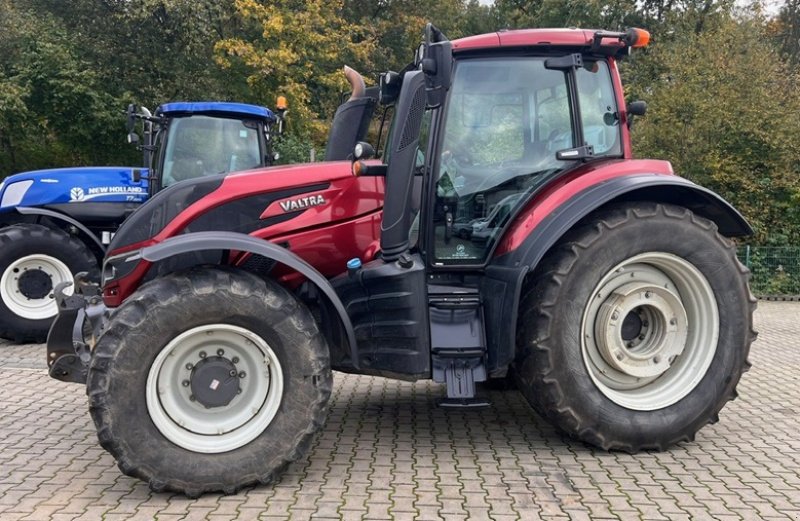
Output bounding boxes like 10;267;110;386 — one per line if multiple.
0;101;283;342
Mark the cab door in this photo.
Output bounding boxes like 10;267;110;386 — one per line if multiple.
424;55;622;268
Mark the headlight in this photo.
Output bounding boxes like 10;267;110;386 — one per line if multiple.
0;180;33;208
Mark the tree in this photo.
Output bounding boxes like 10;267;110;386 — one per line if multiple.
630;16;800;243
216;0;376;143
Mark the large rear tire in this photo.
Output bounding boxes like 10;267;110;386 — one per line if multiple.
87;268;332;496
514;202;756;451
0;223;98;343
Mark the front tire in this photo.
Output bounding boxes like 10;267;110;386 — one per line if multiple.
87;268;332;496
515;203;756;451
0;223;98;343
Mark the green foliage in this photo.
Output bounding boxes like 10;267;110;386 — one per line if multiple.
739;246;800;295
629;17;800;244
273;133;318;165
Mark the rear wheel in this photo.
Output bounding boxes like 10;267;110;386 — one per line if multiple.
515;203;756;451
0;223;98;343
87;268;332;496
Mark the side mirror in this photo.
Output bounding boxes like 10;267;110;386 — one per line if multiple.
379;71;401;105
626;100;647;130
628;100;647;116
132;168;142;183
420;23;452;109
125;103;137;133
353;141;375;161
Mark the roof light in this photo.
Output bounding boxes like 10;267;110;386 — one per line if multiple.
627;28;650;48
276;96;288;111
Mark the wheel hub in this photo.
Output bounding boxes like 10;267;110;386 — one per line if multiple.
595;282;688;379
17;268;53;300
147;324;284;453
190;355;240;408
581;253;720;411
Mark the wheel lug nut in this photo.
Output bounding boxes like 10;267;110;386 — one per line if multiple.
189;395;196;401
638;335;645;340
185;363;193;370
199;351;206;359
642;321;649;327
217;349;224;356
653;356;661;364
182;380;190;387
229;369;237;377
237;388;242;394
232;357;239;364
239;371;246;378
644;292;651;298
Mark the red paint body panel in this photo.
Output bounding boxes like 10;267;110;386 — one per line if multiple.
452;28;625;53
246;211;383;283
494;159;674;256
104;161;386;304
608;59;633;159
153;161;377;242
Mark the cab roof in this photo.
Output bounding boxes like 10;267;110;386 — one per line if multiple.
157;102;274;120
451;28;623;53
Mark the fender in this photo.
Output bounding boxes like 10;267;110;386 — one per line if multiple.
139;231;358;368
15;206;106;252
482;174;752;376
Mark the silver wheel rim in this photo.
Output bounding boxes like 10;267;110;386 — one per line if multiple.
146;324;284;453
581;252;719;411
0;254;73;320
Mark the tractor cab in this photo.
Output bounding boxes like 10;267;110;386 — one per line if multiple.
126;101;284;194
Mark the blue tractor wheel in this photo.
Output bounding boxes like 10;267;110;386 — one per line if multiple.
0;224;98;343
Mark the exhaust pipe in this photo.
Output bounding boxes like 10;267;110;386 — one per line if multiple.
325;66;376;161
344;65;366;101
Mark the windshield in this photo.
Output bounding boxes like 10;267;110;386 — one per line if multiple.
161;116;262;187
431;57;620;265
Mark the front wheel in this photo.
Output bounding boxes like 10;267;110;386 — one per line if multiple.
515;203;756;451
87;268;332;496
0;223;98;343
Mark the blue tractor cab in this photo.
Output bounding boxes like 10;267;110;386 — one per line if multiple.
0;101;283;342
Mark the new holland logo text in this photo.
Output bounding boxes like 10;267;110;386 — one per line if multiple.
279;194;326;212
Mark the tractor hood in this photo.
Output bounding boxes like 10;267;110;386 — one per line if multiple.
0;166;148;212
106;160;384;255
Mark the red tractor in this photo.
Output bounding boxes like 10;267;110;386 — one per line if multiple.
47;25;755;496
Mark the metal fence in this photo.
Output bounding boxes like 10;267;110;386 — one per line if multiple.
738;246;800;297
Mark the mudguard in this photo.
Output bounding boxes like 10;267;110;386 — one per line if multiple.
139;231;359;368
482;174;752;376
15;207;105;252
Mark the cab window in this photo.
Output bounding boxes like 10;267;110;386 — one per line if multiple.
576;61;621;156
431;57;574;265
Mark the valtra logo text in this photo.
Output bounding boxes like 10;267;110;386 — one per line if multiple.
279;194;326;212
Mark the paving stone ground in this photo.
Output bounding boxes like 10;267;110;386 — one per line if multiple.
0;301;799;520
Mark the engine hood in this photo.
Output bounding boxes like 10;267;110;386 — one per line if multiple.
0;166;148;211
107;160;383;255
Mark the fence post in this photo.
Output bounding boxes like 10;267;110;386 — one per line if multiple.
745;245;751;269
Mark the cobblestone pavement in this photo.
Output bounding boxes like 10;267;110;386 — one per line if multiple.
0;302;798;520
